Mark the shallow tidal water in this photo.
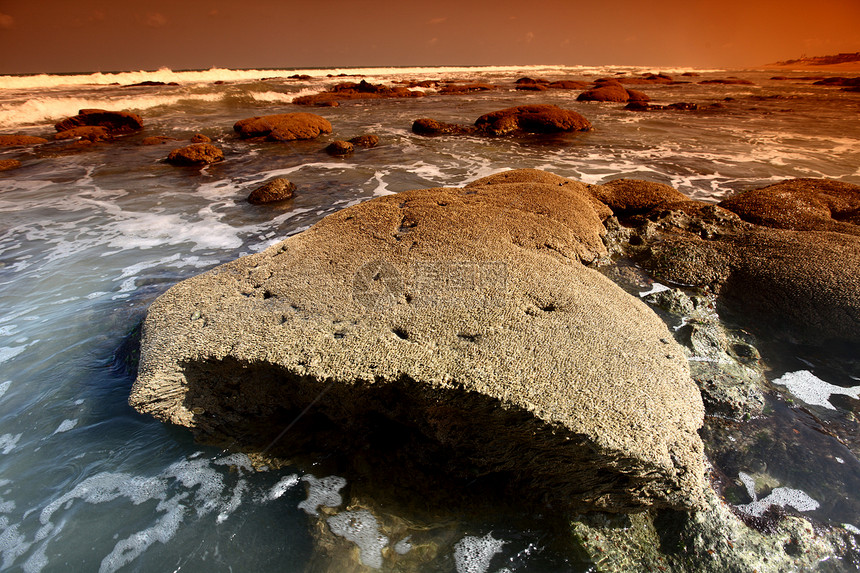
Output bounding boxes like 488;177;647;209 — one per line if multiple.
1;65;859;571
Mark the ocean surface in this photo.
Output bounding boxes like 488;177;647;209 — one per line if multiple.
0;64;859;572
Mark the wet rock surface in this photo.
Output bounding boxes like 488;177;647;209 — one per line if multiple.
54;108;144;134
325;140;354;156
293;80;425;106
247;178;296;204
577;80;651;103
599;183;860;345
233;112;333;141
414;105;591;137
166;143;224;165
571;482;857;573
0;134;49;146
130;169;707;514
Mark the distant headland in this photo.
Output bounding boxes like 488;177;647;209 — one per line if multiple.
759;51;860;71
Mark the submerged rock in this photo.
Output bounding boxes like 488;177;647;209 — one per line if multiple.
0;159;21;171
325;140;354;156
571;481;854;573
166;143;224;166
348;134;379;148
233;112;332;141
130;169;706;513
411;118;477;136
0;134;49;146
54;125;112;142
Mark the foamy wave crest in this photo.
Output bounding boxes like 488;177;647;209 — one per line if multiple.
0;64;725;92
251;90;319;104
0;93;222;129
0;67;305;90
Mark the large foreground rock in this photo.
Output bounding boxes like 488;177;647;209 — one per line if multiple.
130;169;706;513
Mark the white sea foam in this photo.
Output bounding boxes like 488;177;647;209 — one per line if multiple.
326;510;388;569
0;435;22;455
453;533;506;573
639;282;671;297
772;370;860;410
393;536;413;555
266;474;299;501
736;487;820;517
51;420;77;435
0;93;222;129
0;64;720;92
297;475;346;516
5;452;254;573
0;347;26;365
0;382;10;400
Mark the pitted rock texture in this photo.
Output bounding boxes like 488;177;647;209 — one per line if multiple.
130;169;707;513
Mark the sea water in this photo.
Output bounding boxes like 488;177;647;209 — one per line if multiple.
1;65;859;571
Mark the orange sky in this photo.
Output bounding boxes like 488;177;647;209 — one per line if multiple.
0;0;858;73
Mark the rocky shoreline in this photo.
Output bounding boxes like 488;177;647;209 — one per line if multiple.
127;168;860;571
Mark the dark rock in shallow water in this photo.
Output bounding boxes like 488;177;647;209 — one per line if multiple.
54;125;112;142
547;80;590;89
130;169;706;514
0;134;48;146
577;84;651;103
414;106;591;137
474;105;592;135
142;136;179;145
190;133;211;143
247;178;296;205
515;83;548;91
411;118;477;136
54;108;144;134
813;77;860;87
699;78;755;85
438;83;496;94
166;143;224;165
348;134;379;148
325;140;354;156
233;112;332;141
0;159;21;171
292;80;424;105
625;102;701;111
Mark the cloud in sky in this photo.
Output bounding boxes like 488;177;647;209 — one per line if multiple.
427;17;447;25
0;12;14;29
141;12;168;28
